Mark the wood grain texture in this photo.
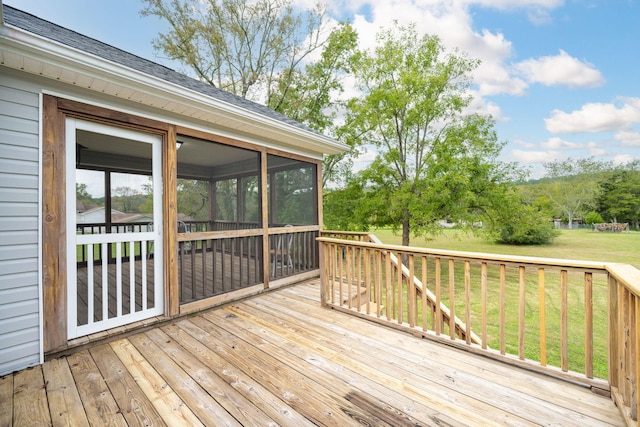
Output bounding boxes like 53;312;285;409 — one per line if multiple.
3;280;625;426
42;94;67;351
12;366;52;426
42;358;90;427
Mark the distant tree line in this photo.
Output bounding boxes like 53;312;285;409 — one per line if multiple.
519;159;640;231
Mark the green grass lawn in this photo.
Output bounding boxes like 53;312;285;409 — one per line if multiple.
355;227;640;379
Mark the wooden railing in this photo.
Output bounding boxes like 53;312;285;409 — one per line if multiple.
607;264;640;425
178;227;320;303
321;231;480;344
318;232;640;425
177;230;263;303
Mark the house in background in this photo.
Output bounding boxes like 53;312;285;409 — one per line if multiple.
0;2;346;376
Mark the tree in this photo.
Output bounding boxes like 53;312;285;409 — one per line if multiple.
177;179;210;220
345;23;519;247
542;158;612;228
112;186;145;213
141;0;358;186
596;169;640;229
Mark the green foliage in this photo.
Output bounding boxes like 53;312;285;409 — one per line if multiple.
596;168;640;229
177;179;210;220
76;183;100;210
111;186;148;213
584;211;604;225
345;22;521;246
271;166;316;225
492;203;560;245
541;157;614;226
323;180;370;231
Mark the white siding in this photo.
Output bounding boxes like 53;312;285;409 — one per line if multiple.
0;73;41;376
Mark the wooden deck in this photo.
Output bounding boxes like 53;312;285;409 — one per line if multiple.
1;279;624;426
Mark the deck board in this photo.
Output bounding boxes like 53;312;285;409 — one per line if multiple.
1;279;625;426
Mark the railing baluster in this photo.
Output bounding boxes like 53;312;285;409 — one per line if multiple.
561;269;569;372
538;267;546;366
129;241;135;315
408;255;416;328
499;264;506;355
87;243;94;324
481;262;487;350
421;255;428;332
397;251;403;324
346;246;353;309
101;243;108;321
449;259;455;340
385;251;392;320
464;260;471;345
519;265;525;360
115;242;122;318
584;272;593;378
337;244;343;306
356;247;362;310
364;248;371;314
375;250;382;318
435;258;442;335
141;241;147;311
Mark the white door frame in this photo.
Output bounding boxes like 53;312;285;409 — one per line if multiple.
66;118;164;338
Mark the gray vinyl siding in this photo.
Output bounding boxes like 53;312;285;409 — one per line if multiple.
0;76;41;376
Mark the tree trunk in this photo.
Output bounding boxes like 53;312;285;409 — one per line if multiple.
402;219;410;247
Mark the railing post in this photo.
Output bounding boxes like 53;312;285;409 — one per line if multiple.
319;239;327;307
609;274;619;391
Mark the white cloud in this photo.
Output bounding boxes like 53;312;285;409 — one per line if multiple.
514;50;604;88
545;98;640;133
466;0;563;8
515;139;536;148
510;149;563;163
539;137;583;149
615;130;640;147
352;146;378;172
527;8;553;25
323;0;529;98
612;153;637;165
466;94;507;120
587;142;607;156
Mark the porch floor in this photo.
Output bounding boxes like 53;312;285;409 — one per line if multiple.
1;280;624;426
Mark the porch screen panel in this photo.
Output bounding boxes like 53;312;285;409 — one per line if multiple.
267;154;319;279
176;136;262;303
267;154;318;226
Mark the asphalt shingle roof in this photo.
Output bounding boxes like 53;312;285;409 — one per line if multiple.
2;4;320;136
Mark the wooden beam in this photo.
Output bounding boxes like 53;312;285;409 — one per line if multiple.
42;94;67;352
165;125;179;316
261;150;270;289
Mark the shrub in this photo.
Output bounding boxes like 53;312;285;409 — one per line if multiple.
494;205;560;245
584;211;604;225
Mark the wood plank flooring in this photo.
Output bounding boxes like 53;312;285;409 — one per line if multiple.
1;279;625;426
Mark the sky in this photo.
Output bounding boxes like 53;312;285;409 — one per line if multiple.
6;0;640;179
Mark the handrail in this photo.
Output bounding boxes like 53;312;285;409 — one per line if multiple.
317;232;639;425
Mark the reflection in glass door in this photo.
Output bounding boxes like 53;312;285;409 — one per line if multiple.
66;119;163;339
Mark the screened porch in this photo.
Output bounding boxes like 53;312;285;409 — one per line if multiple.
73;130;321;332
